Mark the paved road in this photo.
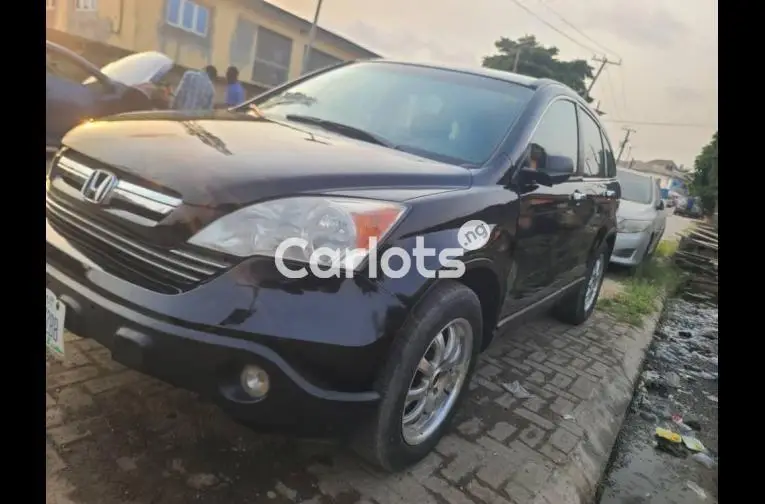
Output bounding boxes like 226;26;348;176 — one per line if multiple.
47;309;650;504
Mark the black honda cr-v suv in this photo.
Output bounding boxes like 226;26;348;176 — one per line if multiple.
45;60;620;472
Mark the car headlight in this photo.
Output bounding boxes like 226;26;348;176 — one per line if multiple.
188;196;406;270
617;219;652;233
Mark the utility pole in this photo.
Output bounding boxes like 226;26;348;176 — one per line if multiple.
628;158;635;170
301;0;324;74
512;48;521;72
615;127;636;165
586;56;621;100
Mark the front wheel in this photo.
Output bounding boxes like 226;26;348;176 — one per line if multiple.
352;281;483;472
553;243;607;325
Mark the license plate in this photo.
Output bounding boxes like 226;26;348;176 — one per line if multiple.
46;289;66;357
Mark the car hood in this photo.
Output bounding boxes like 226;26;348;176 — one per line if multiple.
95;51;174;87
60;111;473;207
617;199;657;221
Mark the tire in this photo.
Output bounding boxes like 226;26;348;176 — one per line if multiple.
553;241;608;325
352;280;483;472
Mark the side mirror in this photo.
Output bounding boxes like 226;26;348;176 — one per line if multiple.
544;154;575;176
516;143;574;187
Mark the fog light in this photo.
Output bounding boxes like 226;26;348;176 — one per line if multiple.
240;365;270;398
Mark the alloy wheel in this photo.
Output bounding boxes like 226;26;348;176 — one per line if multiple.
401;318;474;446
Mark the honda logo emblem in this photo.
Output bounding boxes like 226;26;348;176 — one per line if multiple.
81;170;117;204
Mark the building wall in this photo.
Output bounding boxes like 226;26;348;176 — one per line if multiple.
45;0;375;89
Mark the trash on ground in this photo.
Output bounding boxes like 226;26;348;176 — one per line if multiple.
684;419;702;431
686;481;707;499
691;452;716;469
639;410;658;423
501;381;532;399
682;436;706;452
654;427;687;457
705;394;718;403
655;438;687;458
563;413;575;421
671;415;694;434
655;427;682;443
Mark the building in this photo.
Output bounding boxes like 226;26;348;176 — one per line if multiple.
617;159;692;195
45;0;379;95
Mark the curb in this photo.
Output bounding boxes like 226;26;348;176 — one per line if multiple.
531;300;666;504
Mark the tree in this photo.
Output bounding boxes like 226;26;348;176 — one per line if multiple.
689;132;718;214
482;35;595;102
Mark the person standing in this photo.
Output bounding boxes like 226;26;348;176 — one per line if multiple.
224;66;246;107
171;65;217;111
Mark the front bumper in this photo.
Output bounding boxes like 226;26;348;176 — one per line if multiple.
610;230;653;266
46;221;406;435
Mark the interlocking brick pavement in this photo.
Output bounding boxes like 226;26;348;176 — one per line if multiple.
46;310;656;504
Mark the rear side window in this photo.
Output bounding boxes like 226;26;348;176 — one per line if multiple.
529;100;579;167
578;108;605;177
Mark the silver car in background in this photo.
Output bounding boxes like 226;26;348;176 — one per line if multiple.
611;169;667;267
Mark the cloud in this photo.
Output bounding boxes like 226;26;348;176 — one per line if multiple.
574;4;689;48
339;21;478;65
664;86;706;104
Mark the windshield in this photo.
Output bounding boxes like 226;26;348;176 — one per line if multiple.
253;61;534;166
618;171;653;204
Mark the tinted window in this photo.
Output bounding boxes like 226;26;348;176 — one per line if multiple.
252;27;293;86
46;48;95;84
304;47;343;74
602;131;617;177
618;171;653;204
579;109;605;176
529;100;578;168
254;62;535;166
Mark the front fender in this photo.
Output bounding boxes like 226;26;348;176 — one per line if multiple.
370;228;510;311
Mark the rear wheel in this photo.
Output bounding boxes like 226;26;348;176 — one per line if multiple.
352;281;483;472
553;242;607;325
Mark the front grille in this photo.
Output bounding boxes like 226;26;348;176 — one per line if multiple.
54;153;182;227
46;195;233;294
613;248;635;258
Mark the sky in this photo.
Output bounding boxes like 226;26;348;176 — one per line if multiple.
271;0;718;169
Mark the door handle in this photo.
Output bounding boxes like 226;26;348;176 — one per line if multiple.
570;191;586;201
601;189;616;198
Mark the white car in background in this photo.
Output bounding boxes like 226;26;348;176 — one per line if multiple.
611;168;667;267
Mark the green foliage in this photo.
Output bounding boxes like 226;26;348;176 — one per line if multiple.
598;242;683;326
689;132;718;214
482;35;595;102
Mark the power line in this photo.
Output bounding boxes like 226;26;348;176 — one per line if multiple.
535;0;621;60
601;119;716;128
508;0;601;55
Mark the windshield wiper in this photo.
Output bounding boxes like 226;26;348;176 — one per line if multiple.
285;114;395;148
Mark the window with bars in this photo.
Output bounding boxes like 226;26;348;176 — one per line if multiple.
75;0;97;11
166;0;210;37
304;47;342;74
251;27;293;87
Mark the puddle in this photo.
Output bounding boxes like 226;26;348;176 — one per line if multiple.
596;297;718;504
